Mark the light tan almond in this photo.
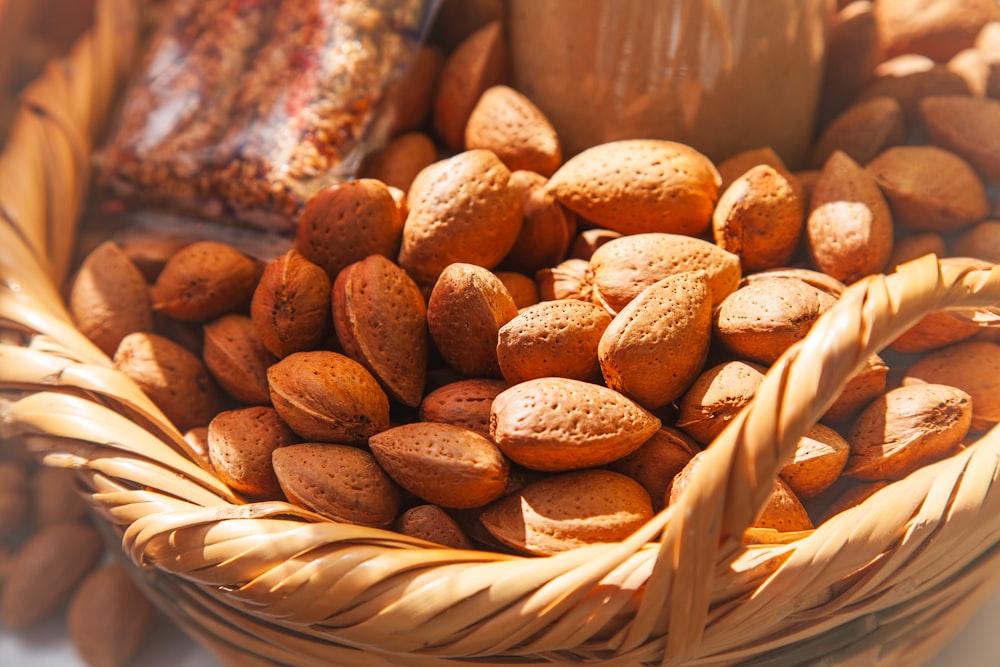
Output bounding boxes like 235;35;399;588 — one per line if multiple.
399;150;523;285
465;85;562;177
500;170;576;275
598;272;712;409
676;360;767;446
921;95;1000;182
807;150;894;283
494;271;540;310
811;96;906;168
902;340;1000;432
845;383;972;480
489;377;661;472
395;504;473;549
874;0;1000;62
498;299;611;385
480;469;654;556
546;139;721;236
590;233;741;313
779;423;851;499
822;353;890;425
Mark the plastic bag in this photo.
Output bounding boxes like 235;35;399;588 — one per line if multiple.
94;0;438;234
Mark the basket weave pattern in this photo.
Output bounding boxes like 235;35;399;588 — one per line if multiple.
4;2;1000;666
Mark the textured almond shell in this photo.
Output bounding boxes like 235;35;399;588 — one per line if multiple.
489;377;661;471
332;254;428;408
150;241;259;322
267;351;391;444
395;504;473;549
546;139;721;237
250;249;332;359
902;340;1000;432
399;150;523;285
676;360;767;446
465;85;562;177
497;299;611;385
369;422;509;509
418;378;509;436
845;383;973;480
480;469;654;556
779;423;851;499
207;406;298;501
203;313;276;406
427;262;518;378
921;94;1000;182
272;443;401;528
590;233;740;313
606;427;699;512
598;271;712;409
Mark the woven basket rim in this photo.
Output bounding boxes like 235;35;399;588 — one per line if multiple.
4;2;1000;666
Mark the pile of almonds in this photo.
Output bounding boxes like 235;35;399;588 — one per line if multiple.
59;0;1000;561
7;1;1000;663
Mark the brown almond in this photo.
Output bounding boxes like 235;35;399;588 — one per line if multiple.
369;422;509;509
119;238;188;283
430;0;506;51
465;85;562;177
779;423;851;499
150;241;258;322
203;314;276;406
568;228;623;261
208;406;299;500
668;452;813;532
546;139;721;237
902;340;1000;432
712;164;805;272
874;0;1000;62
858;56;970;127
267;350;391;444
811;96;906;168
818;0;880;126
807;150;894;283
534;258;595;302
359;131;440;193
1;522;103;628
399;150;523;285
113;332;226;431
489;377;661;471
498;299;611;385
272;443;401;527
716;146;793;193
921;95;1000;182
676;360;767;446
888;232;948;268
418;378;509;436
480;469;654;556
395;504;472;549
844;383;972;480
590;233;741;313
598;272;712;409
295;178;403;281
950;220;1000;263
67;563;153;667
332;254;428;407
426;263;518;378
822;354;890;425
31;466;88;527
713;277;838;365
494;271;540;310
606;427;699;512
250;249;332;359
866;145;989;232
432;20;508;151
383;44;444;135
500;169;577;275
69;241;153;356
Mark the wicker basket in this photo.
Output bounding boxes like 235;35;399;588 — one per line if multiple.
4;2;1000;666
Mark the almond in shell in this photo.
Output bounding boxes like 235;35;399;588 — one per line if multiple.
150;241;259;323
208;406;299;500
465;85;562;177
267;350;391;443
779;423;851;499
902;340;1000;432
500;169;577;275
426;262;518;378
497;299;611;385
418;378;509;436
844;383;972;480
590;233;741;313
489;377;661;472
395;504;473;549
921;94;1000;183
480;469;654;556
250;249;332;359
67;563;153;667
203;313;276;406
598;272;712;409
359;131;440;193
606;427;699;512
369;422;509;509
676;360;766;446
332;254;428;408
546;139;721;237
272;443;401;527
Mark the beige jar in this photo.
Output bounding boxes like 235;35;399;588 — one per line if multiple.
508;0;833;168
